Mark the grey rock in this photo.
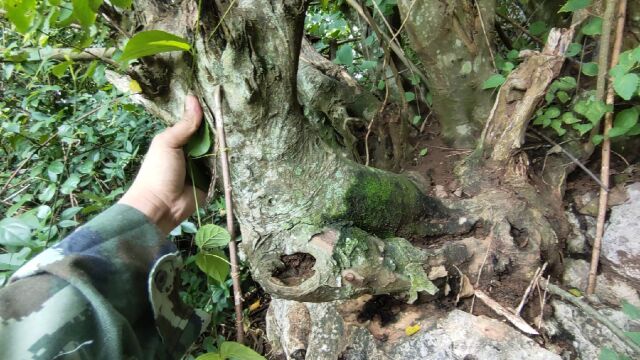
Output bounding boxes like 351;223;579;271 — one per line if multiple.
546;299;639;359
563;258;640;307
434;184;448;198
565;211;587;254
268;298;560;360
602;183;640;285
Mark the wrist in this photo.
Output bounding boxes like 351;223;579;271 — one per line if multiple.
118;190;175;235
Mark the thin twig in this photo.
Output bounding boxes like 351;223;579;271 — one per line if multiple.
212;85;245;343
543;280;640;355
470;229;494;314
588;0;627;296
529;128;608;191
537;275;550;329
516;262;547;316
474;1;496;70
388;0;417;45
496;12;544;46
474;289;540;335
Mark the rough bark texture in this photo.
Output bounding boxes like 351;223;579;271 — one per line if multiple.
398;0;497;147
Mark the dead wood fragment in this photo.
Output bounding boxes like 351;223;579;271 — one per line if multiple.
588;0;627;296
516;262;547;316
474;289;540;336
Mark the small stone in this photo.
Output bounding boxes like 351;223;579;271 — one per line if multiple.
453;188;463;197
434;185;448;198
565;210;587;254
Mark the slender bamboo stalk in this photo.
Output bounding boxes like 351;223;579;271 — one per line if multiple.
587;0;627;296
212;85;245;343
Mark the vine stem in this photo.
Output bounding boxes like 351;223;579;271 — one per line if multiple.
587;0;627;296
212;85;244;343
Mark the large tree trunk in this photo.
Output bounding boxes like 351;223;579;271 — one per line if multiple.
398;0;497;148
115;0;574;357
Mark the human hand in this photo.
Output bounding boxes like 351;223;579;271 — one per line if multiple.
119;95;206;235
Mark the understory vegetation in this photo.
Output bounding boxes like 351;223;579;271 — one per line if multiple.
2;0;640;359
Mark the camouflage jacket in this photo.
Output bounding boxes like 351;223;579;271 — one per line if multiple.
0;204;210;359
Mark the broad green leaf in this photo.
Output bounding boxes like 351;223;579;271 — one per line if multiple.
582;17;602;36
573;123;593;136
0;247;30;271
599;347;620;360
482;74;506;89
412;115;422;125
120;30;191;62
195;354;223;360
581;62;598;77
60;174;81;194
195;224;230;249
566;43;582;57
559;0;591;13
3;0;37;33
195;250;229;283
613;73;639;100
51;61;73;79
419;148;428;157
360;60;377;70
613;108;638;131
186;123;211;157
335;44;353;66
0;217;32;246
622;300;640;319
110;0;132;8
58;220;79;228
72;0;103;28
627;124;640;136
561;112;580;124
550;120;566;136
220;341;266;360
545;107;561;119
557;91;571;103
592;134;604;145
574;99;611;124
529;21;547;36
38;184;57;202
61;206;83;220
377;79;385;90
404;91;416;102
556;76;577;90
181;221;198;234
625;332;640;345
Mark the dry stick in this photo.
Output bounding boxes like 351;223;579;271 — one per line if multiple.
587;0;627;296
212;85;244;343
516;262;547;316
496;12;544;46
474;289;540;335
470;229;494;314
537;275;550;329
345;0;429;86
474;1;497;70
543;280;640;355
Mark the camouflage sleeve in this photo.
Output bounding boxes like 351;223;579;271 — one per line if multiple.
0;204;210;360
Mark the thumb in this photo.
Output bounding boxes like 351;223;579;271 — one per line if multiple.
158;95;203;148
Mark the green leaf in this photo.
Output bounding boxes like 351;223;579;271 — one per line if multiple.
419;148;428;157
613;73;639;101
120;30;191;62
195;354;223;360
550;119;566;136
622;301;640;319
60;174;81;195
72;0;103;28
582;17;603;35
625;332;640;345
195;224;230;249
412;115;422;125
573;123;594;136
404;91;416;102
482;74;506;89
186;123;211;157
58;219;79;228
110;0;132;8
574;99;611;124
377;79;385;90
555;76;577;90
195;250;229;283
38;184;57;202
61;207;83;220
3;0;37;33
627;124;640;136
557;91;571;103
335;44;353;66
545;107;561;119
220;341;266;360
561;112;580;124
566;43;582;57
51;61;73;79
592;134;604;145
0;217;32;246
559;0;591;13
529;21;547;36
581;62;598;77
599;347;620;360
613;107;639;131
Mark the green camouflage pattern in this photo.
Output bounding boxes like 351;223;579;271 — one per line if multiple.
0;204;210;359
